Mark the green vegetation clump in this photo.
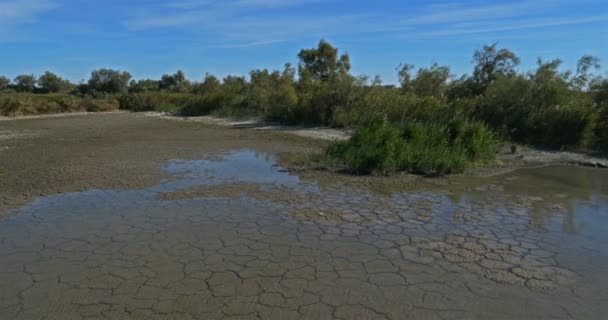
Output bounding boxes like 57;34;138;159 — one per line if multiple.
0;94;117;116
111;41;605;155
327;117;498;175
327;118;407;174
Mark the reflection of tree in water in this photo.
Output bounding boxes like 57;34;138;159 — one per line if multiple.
486;165;608;235
276;161;607;236
253;150;275;167
525;190;606;236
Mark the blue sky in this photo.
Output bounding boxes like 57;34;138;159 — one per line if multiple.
1;0;607;84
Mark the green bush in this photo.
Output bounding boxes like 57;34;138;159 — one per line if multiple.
595;104;608;152
265;84;299;123
398;120;497;174
0;94;116;116
327;117;498;175
327;117;406;174
474;75;597;150
525;106;596;149
118;92;218;115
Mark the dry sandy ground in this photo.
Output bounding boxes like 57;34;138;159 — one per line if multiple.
0;112;320;216
141;112;351;141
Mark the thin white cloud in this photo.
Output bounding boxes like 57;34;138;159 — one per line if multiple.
127;0;336;30
167;0;215;10
229;0;327;8
206;39;288;48
0;0;57;25
128;10;214;29
417;15;608;37
406;1;551;24
124;0;608;46
167;0;326;10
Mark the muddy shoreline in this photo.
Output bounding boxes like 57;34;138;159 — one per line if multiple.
0;112;319;217
1;112;607;217
143;112;608;170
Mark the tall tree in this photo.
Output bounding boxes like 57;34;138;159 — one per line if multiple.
529;59;570;109
14;74;37;92
39;71;71;93
0;76;9;91
398;63;451;98
567;55;601;90
88;69;132;94
128;79;160;93
297;40;351;83
591;78;608;105
192;73;222;94
159;70;190;92
473;44;520;93
397;64;415;91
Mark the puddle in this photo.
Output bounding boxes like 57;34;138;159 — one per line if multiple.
164;150;301;187
1;150;607;319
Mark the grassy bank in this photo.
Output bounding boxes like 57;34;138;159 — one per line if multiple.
324;117;498;175
0;94;118;117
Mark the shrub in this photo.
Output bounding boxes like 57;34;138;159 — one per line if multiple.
181;93;232;116
595;104;608;152
398;120;496;174
0;94;116;116
525;106;596;149
327;117;498;175
327;117;406;174
265;83;299;123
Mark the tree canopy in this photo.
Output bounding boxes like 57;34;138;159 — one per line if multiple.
297;40;351;83
472;44;520;93
14;74;37;93
39;71;72;93
88;69;132;94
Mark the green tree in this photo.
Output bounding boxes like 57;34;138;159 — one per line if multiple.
38;71;72;93
128;79;160;93
529;58;570;109
281;63;296;84
248;66;298;117
159;70;190;92
14;74;37;92
248;69;276;113
0;76;9;91
411;64;451;98
297;40;351;83
397;64;415;92
88;69;132;94
591;78;608;105
566;55;601;90
191;73;221;94
222;75;248;95
473;44;520;93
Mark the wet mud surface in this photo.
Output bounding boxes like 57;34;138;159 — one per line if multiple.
1;114;608;319
0;113;318;216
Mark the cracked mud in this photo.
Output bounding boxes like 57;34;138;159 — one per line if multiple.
1;115;607;319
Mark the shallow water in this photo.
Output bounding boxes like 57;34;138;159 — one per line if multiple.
1;149;607;319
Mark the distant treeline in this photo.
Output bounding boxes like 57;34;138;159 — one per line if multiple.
2;40;608;173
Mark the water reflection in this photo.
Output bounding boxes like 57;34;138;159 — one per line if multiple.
165;149;299;186
1;150;607;319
